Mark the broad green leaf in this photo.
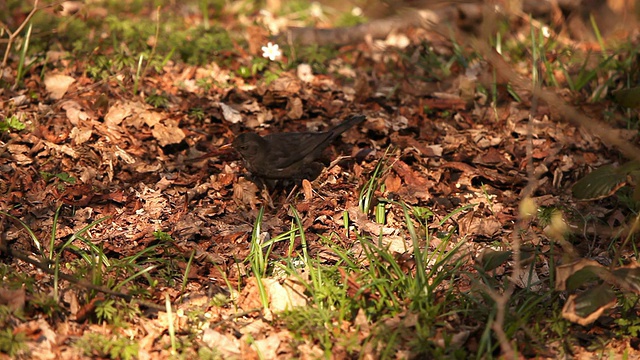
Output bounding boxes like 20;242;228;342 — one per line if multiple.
572;162;640;200
562;284;616;326
478;249;512;272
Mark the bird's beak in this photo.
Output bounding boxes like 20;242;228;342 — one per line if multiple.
219;143;233;151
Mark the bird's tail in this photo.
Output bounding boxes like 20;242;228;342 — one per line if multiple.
329;114;366;137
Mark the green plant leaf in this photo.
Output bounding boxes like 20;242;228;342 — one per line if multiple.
478;249;511;272
555;258;602;291
561;284;616;326
572;162;640;200
565;266;604;292
55;172;76;184
611;266;640;294
0;115;27;132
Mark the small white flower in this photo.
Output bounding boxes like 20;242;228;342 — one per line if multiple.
541;26;551;38
261;42;281;61
351;6;362;17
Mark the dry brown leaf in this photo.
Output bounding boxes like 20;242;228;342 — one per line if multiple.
44;73;75;100
512;264;543;291
380;234;408;254
265;277;308;312
233;178;261;209
477;147;505;165
138;108;163;128
287;97;303;119
555;259;602;291
239;318;273;336
0;287;25;311
151;121;186;147
251;333;282;359
20;319;58;359
69;127;93;145
201;328;242;357
7;144;32;165
347;206;397;236
104;101;135;126
270;75;302;94
302;179;313;200
220;102;243;124
61;100;93;125
458;209;503;239
237;277;264;311
384;172;402;193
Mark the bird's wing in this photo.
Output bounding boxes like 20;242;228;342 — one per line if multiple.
265;132;332;169
265;115;366;170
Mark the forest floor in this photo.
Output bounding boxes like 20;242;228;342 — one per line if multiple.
1;1;640;359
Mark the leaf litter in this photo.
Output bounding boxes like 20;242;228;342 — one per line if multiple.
1;1;640;358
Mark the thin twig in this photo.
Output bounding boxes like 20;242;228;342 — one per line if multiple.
1;0;41;73
210;308;262;329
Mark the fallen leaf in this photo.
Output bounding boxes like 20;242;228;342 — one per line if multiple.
265;277;308;312
384;172;402;193
70;127;93;145
152;121;186;146
219;102;243;124
287;97;303;119
104;101;134;126
251;333;282;360
61;100;93;125
44;73;75;100
0;287;25;311
201;328;242;357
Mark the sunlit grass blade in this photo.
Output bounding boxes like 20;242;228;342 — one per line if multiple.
359;147;392;215
113;265;158;291
248;206;268;310
289;205;309;264
15;22;33;87
181;250;196;292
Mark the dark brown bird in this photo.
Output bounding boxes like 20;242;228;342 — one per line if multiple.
232;115;366;180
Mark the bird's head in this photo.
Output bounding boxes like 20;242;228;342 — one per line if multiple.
232;132;265;160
